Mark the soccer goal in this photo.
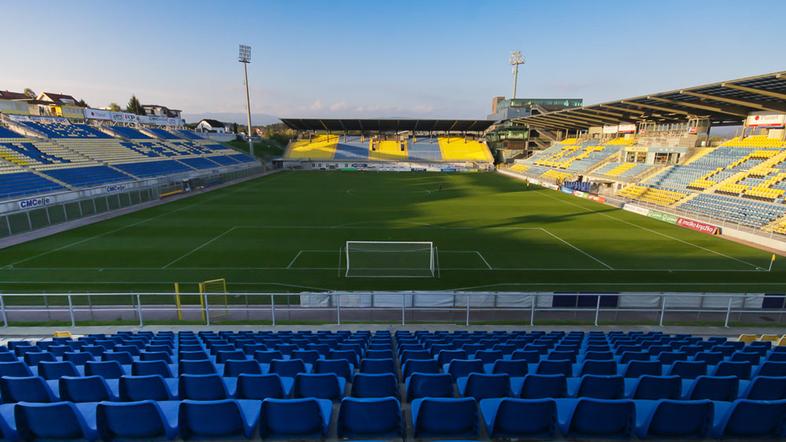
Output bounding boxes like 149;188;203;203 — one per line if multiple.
344;241;436;278
199;278;229;320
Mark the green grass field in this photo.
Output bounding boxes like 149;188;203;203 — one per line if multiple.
0;171;784;294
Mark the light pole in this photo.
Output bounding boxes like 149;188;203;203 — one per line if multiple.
239;44;254;157
509;50;525;99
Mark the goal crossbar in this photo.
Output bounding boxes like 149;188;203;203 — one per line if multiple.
345;241;435;278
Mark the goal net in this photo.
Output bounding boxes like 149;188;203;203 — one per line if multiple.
345;241;435;278
199;278;229;320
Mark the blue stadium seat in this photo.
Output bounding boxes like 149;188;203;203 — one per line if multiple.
139;350;172;364
406;373;454;400
557;398;635;438
480;398;557;438
519;374;568;399
350;373;399;398
687;375;739;401
473;349;503;364
179;399;259;439
0;376;56;403
59;375;114;402
15;401;98;440
714;360;752;379
84;360;124;379
537;359;573;377
292;373;345;401
96;400;178;440
114;160;192;178
132;360;173;378
630;375;681;400
624;360;662;378
179;359;216;375
0;362;33;378
711;399;786;438
741;376;786;400
37;361;79;380
668;360;707;379
411;397;479;438
223;359;262;377
489;359;528;376
458;373;511;399
575;375;625;399
359;358;395;375
634;399;713;439
402;359;440;379
0;172;63;200
235;373;289;400
313;358;353;381
119;375;173;401
445;359;484;380
43;166;132;188
337;397;403;439
179;374;228;400
259;398;332;438
269;359;308;378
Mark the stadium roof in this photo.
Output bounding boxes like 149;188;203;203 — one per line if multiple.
517;71;786;130
280;118;495;132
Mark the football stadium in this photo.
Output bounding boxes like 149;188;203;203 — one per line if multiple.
2;1;786;440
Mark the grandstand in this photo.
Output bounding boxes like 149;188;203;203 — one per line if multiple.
0;330;783;440
279;119;495;169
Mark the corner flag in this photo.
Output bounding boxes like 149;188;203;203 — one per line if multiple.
770;254;777;272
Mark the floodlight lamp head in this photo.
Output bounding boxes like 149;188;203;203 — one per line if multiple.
509;50;525;66
239;44;252;63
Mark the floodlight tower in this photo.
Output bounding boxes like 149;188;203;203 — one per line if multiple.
238;44;254;157
509;50;525;99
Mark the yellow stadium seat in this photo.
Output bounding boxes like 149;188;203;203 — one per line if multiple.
369;140;408;161
759;334;781;343
437;137;493;162
285;135;338;160
738;334;759;343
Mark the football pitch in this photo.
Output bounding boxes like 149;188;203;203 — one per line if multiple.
0;171;783;294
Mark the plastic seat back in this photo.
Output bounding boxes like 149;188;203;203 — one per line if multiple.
260;398;330;437
492;359;528;376
351;373;399;398
119;374;172;401
223;359;262;377
536;359;572;377
235;373;286;400
293;373;343;400
84;360;124;379
24;351;56;366
179;373;228;400
688;375;739;401
0;376;55;403
577;375;625;399
132;360;173;378
402;359;440;379
482;398;556;438
59;375;112;402
337;397;402;438
103;351;134;365
564;398;635;437
314;358;352;380
462;373;511;399
473;349;503;364
638;399;713;439
37;360;79;380
359;358;395;375
632;375;682;400
97;400;175;440
447;359;484;380
179;399;253;439
270;359;307;377
759;361;786;377
412;397;478;438
668;360;707;379
714;399;786;438
15;401;96;440
179;359;216;375
743;376;786;400
510;350;540;363
580;359;617;376
216;349;246;364
520;374;567;399
406;373;453;400
714;360;752;379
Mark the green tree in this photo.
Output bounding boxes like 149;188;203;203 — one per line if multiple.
77;99;89;108
108;102;121;112
126;95;144;115
23;88;36;98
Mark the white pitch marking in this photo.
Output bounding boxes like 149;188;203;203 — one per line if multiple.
539;228;614;270
287;251;304;269
162;226;238;269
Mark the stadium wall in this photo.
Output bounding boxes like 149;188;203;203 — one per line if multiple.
280;160;494;172
0;165;267;248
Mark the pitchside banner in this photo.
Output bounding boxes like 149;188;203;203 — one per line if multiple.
746;113;786;128
623;204;650;216
677;217;720;235
647;210;678;225
83;108;112;120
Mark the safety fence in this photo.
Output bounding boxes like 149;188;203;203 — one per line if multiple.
0;291;783;328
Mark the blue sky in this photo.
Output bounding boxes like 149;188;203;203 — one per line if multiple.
1;0;785;123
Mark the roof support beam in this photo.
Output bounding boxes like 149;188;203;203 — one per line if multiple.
720;82;786;101
620;100;695;116
646;96;748;117
681;89;786;113
578;108;626;118
597;104;646;115
571;109;623;123
531;114;593;127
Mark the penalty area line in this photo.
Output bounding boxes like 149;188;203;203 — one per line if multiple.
539;228;614;270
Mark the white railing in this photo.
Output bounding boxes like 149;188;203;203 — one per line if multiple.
0;292;782;328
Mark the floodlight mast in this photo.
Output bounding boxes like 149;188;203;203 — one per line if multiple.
509;50;525;99
238;44;254;157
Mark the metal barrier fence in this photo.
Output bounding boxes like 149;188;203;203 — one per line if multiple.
0;292;783;328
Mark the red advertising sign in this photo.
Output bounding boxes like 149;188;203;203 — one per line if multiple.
588;195;606;203
677;217;719;235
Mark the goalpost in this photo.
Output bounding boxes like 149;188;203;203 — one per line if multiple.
199;278;229;320
344;241;435;278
